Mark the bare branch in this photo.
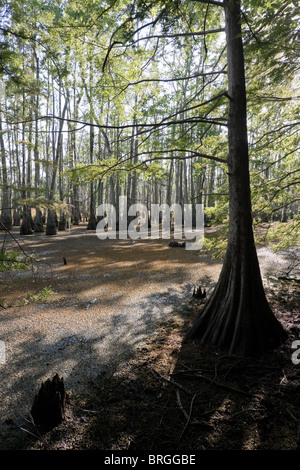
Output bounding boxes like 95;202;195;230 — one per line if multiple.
102;40;123;72
252;122;300;146
189;0;224;6
127;28;225;46
136;149;227;165
7;114;228;131
72;149;227;181
113;70;227;97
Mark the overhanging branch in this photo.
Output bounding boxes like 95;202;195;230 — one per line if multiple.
7;115;228;130
127;28;225;46
189;0;224;6
136;149;227;165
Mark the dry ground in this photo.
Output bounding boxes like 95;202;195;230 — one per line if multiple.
0;224;299;451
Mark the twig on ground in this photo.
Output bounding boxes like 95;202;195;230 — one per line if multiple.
151;367;192;395
176;390;189;420
178;363;257;397
179;393;197;441
287;408;298;422
224;360;241;379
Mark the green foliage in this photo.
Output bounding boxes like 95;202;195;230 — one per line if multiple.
205;202;229;226
23;286;54;304
203;224;228;259
0;250;28;272
264;217;300;252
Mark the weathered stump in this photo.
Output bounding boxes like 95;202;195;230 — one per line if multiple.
30;374;67;432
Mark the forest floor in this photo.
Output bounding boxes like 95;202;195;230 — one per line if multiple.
0;224;299;452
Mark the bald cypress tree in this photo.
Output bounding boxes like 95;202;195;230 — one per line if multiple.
185;0;287;356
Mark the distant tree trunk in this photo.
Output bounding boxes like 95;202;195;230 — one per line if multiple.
186;0;287;356
127;118;138;228
190;158;197;228
20;94;32;236
281;206;287;223
34;210;44;233
13;209;21;226
87;123;97;230
46;95;67;235
0;106;12;230
70;128;80;225
58;213;66;231
69;75;83;225
207;164;216;207
33;51;44;232
46;209;57;235
58;120;66;231
20;207;33;235
166;159;174;207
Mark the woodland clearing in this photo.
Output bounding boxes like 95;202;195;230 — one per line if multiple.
0;225;299;451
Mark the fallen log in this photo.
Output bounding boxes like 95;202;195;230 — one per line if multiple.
169;241;186;248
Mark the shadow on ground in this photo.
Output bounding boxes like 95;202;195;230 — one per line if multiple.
1;226;299;450
10;282;300;451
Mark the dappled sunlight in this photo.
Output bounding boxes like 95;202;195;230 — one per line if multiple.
4;227;297;450
0;226;222;448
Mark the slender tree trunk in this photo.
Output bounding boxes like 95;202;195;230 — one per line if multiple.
57;83;66;231
127;117;137;228
166;159;174;207
186;0;287;356
191;158;197;228
46;97;67;235
20;93;32;236
207;164;216;207
33;51;44;232
0;105;12;230
87;123;97;230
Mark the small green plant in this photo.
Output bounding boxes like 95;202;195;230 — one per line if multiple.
24;287;54;304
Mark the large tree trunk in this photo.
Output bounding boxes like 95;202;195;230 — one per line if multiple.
185;0;287;356
46;209;57;235
20;205;33;235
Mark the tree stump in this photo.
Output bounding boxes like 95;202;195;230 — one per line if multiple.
30;374;67;432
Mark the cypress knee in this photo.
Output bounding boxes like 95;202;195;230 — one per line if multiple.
30;374;67;432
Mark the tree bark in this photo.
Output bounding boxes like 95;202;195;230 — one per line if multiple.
185;0;287;356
